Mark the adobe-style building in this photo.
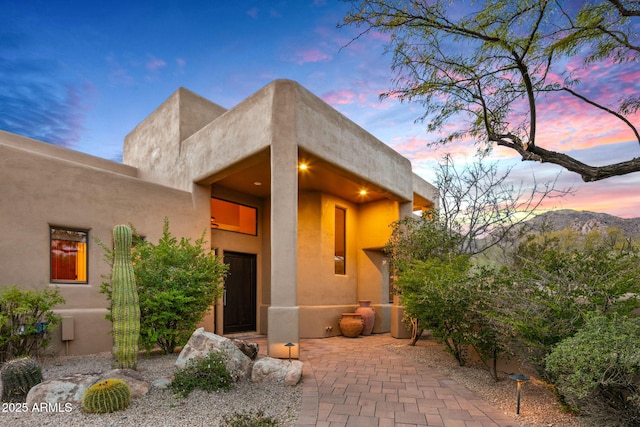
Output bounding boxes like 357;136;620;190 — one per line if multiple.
0;80;436;358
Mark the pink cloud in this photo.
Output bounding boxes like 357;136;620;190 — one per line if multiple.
322;89;356;105
146;58;167;71
294;48;332;64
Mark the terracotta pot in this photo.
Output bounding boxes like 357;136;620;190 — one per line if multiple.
339;313;364;337
355;300;375;336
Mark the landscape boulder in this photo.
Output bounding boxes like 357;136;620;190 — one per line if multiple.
97;369;149;398
25;368;151;408
26;373;100;407
175;328;252;381
233;339;259;360
251;357;303;386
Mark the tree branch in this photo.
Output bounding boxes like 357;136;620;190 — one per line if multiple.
495;137;640;181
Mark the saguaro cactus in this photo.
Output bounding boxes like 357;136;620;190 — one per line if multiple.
111;224;140;370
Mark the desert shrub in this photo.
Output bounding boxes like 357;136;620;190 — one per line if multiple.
100;218;228;354
0;286;65;363
170;351;233;397
546;315;640;426
223;409;279;427
387;215;505;373
492;230;640;377
398;255;503;369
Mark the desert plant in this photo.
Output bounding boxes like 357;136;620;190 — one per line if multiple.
546;315;640;427
81;378;131;414
493;229;640;376
222;409;279;427
0;357;42;402
170;351;233;397
99;218;227;354
0;286;65;363
111;224;140;370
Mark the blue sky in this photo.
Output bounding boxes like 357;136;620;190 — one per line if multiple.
2;0;639;217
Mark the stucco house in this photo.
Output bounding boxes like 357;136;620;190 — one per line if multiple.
0;79;437;358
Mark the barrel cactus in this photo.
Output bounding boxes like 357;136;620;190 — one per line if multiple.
1;357;42;402
111;224;141;370
81;379;131;413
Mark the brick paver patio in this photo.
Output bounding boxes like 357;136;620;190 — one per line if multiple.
294;334;520;427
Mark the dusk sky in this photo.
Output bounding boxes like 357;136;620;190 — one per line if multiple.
2;0;639;218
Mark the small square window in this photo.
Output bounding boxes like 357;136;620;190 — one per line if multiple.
50;227;88;283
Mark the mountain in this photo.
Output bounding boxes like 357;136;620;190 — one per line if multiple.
520;209;640;239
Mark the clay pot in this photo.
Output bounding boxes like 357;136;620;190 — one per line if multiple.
355;300;375;336
339;313;364;337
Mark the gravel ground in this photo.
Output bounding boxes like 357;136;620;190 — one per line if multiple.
387;338;584;427
2;336;585;427
0;351;301;427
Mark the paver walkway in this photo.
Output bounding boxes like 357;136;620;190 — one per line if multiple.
294;334;520;427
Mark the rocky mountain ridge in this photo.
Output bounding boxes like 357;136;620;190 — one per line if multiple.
522;209;640;238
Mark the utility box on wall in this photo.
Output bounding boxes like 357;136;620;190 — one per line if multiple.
61;317;74;341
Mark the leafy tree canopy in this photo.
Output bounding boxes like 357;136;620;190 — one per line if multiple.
342;0;640;181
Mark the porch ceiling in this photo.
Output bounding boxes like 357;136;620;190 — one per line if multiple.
211;151;402;204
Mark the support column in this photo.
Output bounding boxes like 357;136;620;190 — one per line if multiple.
268;81;300;358
391;201;413;339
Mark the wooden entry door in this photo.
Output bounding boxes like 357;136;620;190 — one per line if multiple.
223;252;257;334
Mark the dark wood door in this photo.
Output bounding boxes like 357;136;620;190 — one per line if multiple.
223;252;257;334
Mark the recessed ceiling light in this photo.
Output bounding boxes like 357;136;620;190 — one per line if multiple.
254;181;262;186
299;163;308;170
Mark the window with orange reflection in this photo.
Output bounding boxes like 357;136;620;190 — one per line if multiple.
335;206;346;275
50;227;88;283
211;198;257;235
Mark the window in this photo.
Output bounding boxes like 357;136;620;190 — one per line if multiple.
335;207;346;275
211;198;257;235
50;227;88;283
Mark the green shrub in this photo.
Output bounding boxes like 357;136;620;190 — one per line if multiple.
170;351;233;397
546;315;640;426
398;255;474;365
0;286;65;363
493;230;640;377
99;218;228;354
223;409;279;427
0;357;42;402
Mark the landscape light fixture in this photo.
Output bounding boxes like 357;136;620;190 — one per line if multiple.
284;342;295;362
509;373;530;415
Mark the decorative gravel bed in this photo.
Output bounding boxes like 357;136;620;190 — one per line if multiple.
387;338;584;427
2;336;586;427
0;351;301;427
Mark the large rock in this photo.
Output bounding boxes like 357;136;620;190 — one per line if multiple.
25;369;150;407
175;328;252;381
233;339;259;360
98;369;149;398
26;373;100;407
251;357;303;386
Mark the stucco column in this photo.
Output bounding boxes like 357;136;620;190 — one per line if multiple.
268;81;300;358
391;200;413;338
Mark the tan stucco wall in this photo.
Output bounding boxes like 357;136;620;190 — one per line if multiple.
293;82;414;202
123;87;228;192
297;193;401;338
0;134;208;355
